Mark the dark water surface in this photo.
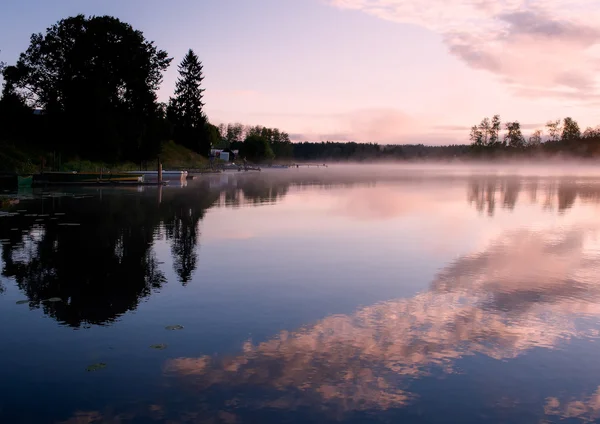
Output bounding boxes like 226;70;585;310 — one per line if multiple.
2;165;600;423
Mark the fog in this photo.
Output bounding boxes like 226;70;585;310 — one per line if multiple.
248;162;600;190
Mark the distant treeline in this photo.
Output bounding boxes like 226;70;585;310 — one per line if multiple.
289;115;600;161
467;115;600;158
292;142;471;161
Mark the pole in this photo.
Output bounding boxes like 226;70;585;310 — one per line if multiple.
157;157;163;184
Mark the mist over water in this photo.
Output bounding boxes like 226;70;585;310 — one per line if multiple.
1;164;600;423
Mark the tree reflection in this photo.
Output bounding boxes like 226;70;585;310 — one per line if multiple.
0;177;298;327
468;176;600;215
0;184;218;326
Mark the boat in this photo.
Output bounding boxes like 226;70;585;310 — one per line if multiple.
33;172;144;186
125;170;188;181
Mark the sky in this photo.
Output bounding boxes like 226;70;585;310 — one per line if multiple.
1;0;600;145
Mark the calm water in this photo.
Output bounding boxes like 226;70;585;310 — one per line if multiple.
2;165;600;423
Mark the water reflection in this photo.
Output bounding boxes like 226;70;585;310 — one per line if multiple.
0;191;178;325
3;173;600;329
163;225;600;419
4;171;600;423
467;176;600;215
0;176;303;327
544;387;600;423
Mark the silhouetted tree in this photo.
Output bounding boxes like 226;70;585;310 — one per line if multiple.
0;65;33;142
167;49;212;156
546;119;562;143
504;121;525;148
478;117;491;146
4;15;171;162
561;117;581;142
226;123;244;145
528;129;542;147
470;125;483;146
583;127;600;139
241;134;274;162
490;115;501;146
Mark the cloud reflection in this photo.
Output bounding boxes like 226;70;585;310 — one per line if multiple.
165;224;600;414
544;387;600;423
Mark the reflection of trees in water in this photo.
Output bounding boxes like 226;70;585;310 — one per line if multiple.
468;177;600;215
0;184;221;326
1;194;166;326
0;178;299;326
160;186;219;285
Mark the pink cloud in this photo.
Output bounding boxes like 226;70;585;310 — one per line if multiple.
287;108;458;144
327;0;600;101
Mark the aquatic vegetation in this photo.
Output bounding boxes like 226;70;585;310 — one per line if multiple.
150;344;168;350
86;363;107;372
165;325;184;331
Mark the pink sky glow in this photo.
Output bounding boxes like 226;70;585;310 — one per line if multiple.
2;0;600;144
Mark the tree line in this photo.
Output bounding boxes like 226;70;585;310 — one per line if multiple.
3;14;598;165
215;123;293;162
468;115;600;157
0;14;293;166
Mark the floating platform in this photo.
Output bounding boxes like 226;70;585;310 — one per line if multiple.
125;170;188;181
32;172;146;186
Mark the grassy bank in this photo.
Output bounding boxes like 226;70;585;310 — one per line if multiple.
0;139;209;173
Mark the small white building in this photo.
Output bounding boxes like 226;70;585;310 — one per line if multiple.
210;149;235;162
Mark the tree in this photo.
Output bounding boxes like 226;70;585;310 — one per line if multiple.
561;117;581;142
489;115;501;146
528;129;542;147
4;15;172;161
478;117;491;146
469;125;483;146
546;120;562;143
240;134;274;162
270;129;293;159
583;126;600;139
504;121;525;148
0;66;33;142
201;123;221;151
167;49;211;155
245;125;263;138
226;123;244;145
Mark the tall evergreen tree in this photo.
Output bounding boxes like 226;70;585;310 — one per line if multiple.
168;49;210;155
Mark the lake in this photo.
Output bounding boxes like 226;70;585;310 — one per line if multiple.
1;164;600;423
